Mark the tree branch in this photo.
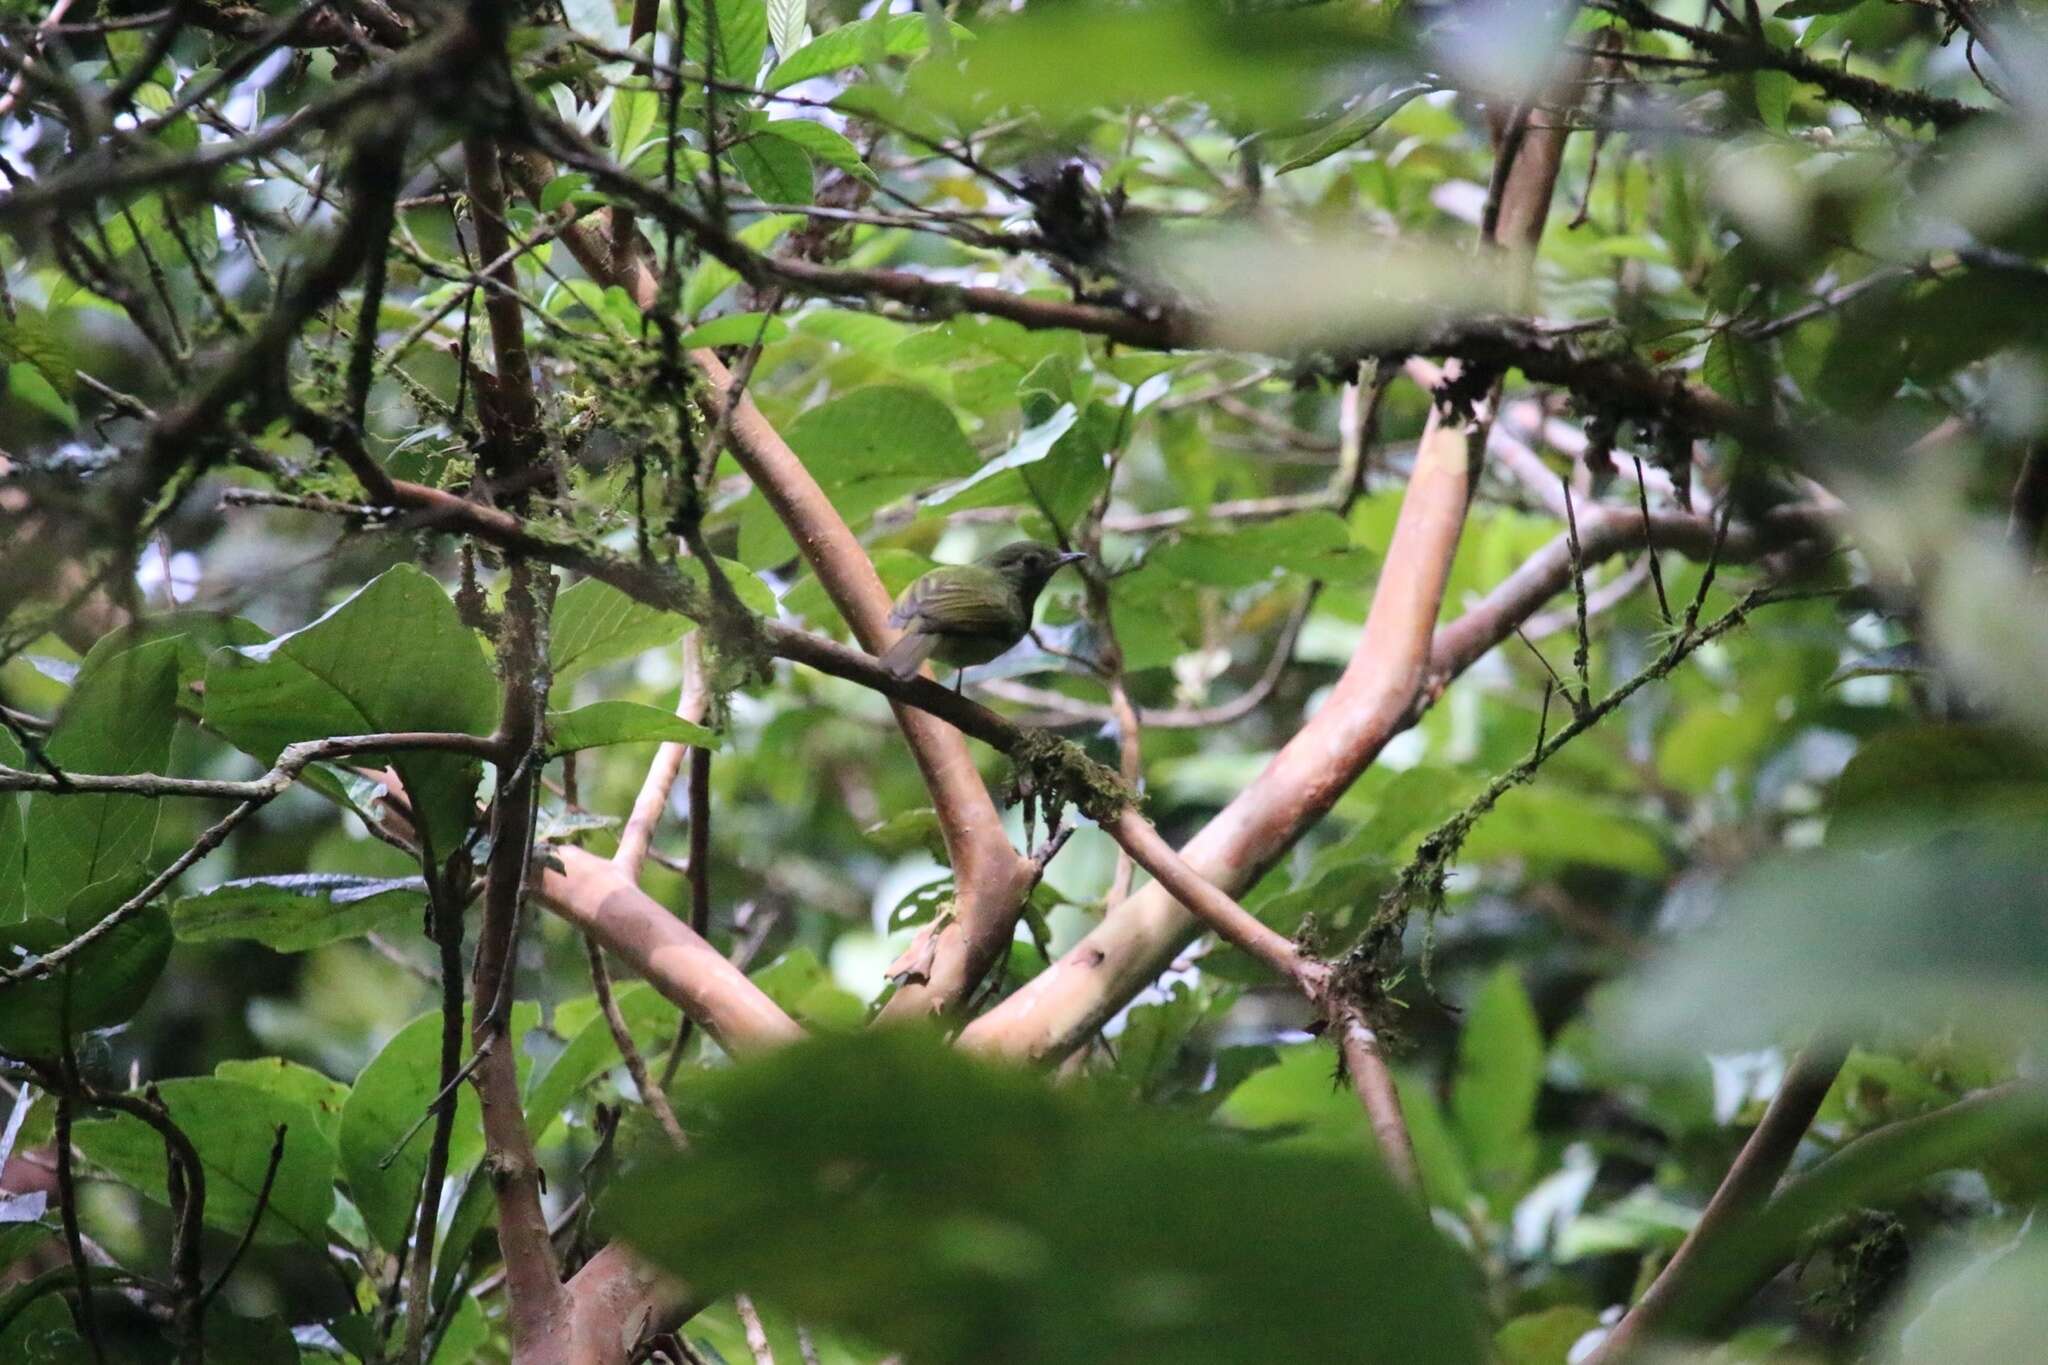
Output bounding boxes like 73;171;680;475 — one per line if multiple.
538;847;803;1053
1583;1042;1847;1364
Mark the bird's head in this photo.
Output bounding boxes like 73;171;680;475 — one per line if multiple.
980;541;1088;596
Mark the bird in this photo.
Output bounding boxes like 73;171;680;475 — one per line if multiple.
878;541;1088;689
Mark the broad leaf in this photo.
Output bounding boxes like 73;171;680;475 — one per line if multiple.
731;132;813;204
204;566;500;858
23;637;181;918
338;1010;484;1253
1619;829;2048;1057
1270;83;1431;174
0;886;172;1058
607;1030;1485;1365
546;702;717;756
684;0;769;85
1451;967;1544;1210
765;14;946;90
549;577;692;693
525;982;681;1145
73;1077;336;1246
172;874;425;952
214;1058;349;1147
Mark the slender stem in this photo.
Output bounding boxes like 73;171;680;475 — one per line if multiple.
1583;1042;1848;1363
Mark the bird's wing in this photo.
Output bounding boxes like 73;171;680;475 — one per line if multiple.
889;567;1017;637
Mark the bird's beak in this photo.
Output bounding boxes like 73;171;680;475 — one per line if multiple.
1056;550;1089;566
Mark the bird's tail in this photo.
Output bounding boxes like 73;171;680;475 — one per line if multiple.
878;629;937;681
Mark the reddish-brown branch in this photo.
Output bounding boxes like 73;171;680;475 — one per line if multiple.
1336;1010;1420;1190
470;573;566;1358
539;847;804;1052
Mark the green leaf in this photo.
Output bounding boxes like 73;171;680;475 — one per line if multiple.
0;307;76;399
748;947;865;1030
731;132;813;204
1395;1070;1476;1212
1217;1042;1372;1153
73;1078;337;1247
1270;83;1430;174
1774;0;1865;17
766;0;807;56
685;215;801;317
1152;512;1374;587
1701;329;1775;409
525;982;680;1145
0;1296;80;1363
679;556;780;618
23;637;181;918
0;1223;54;1275
1451;966;1544;1208
1660;1083;2048;1335
0;891;172;1058
1460;786;1669;876
339;1010;485;1252
204;565;500;858
766;14;943;90
911;4;1394;127
785;385;980;485
1495;1306;1601;1365
759;119;875;183
605;1030;1486;1365
684;0;769;85
546;701;717;755
1828;725;2048;845
213;1057;349;1148
1023;402;1114;531
202;1311;299;1365
6;363;76;427
679;312;790;349
171;874;425;952
1619;829;2048;1058
609;86;660;166
549;577;693;694
1873;1226;2048;1365
1752;69;1795;132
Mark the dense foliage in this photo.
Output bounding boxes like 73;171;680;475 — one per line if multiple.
2;0;2047;1362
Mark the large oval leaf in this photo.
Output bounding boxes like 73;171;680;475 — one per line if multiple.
203;565;499;858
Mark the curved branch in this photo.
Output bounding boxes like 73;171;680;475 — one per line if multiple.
538;847;804;1053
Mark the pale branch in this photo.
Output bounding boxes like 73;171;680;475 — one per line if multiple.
613;633;709;881
538;847;804;1053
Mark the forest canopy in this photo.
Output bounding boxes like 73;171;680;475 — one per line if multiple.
2;0;2047;1362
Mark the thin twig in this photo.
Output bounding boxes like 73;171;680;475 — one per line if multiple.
201;1125;289;1308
